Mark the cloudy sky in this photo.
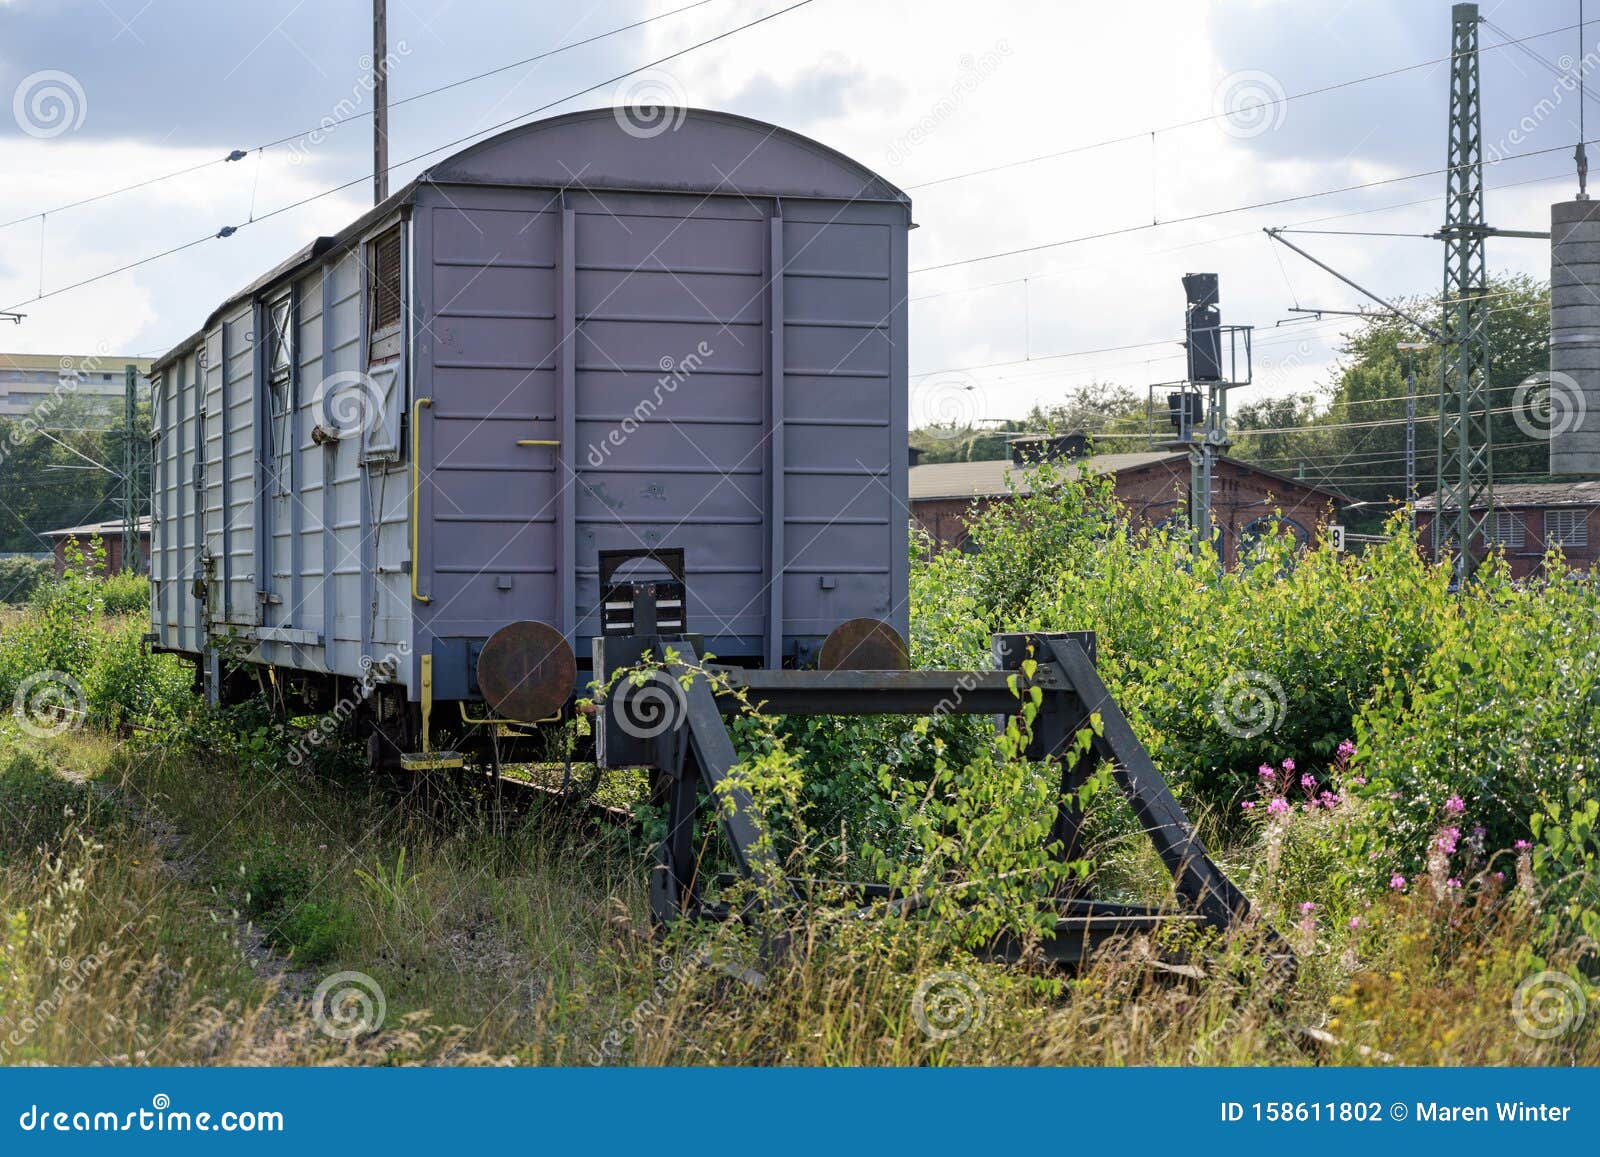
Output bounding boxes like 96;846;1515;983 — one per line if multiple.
0;0;1590;425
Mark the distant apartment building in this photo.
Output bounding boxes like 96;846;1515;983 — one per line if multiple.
0;351;153;418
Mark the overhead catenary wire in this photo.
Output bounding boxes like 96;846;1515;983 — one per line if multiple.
1;0;820;314
3;8;1580;238
910;285;1541;383
0;6;1570;355
901;16;1600;192
0;0;725;233
909;166;1574;305
910;134;1598;276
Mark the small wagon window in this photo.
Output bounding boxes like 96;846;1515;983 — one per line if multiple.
367;225;403;342
267;295;293;388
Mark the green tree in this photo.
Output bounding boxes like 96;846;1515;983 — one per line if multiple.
1231;275;1551;513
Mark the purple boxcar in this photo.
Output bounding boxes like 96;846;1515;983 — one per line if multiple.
148;108;911;754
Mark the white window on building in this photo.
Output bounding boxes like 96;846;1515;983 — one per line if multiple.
1490;510;1525;548
1544;509;1589;548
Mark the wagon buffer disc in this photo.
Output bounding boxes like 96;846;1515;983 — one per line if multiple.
476;620;576;722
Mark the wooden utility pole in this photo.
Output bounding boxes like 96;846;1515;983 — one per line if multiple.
373;0;388;204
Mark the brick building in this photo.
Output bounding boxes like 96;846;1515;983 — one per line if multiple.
910;440;1347;566
43;517;150;577
1416;481;1600;579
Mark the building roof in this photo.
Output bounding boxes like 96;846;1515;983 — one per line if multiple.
42;517;150;539
908;451;1182;501
1;352;153;373
908;451;1350;504
1416;480;1600;511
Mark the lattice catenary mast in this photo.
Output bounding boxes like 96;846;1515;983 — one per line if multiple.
1435;1;1493;578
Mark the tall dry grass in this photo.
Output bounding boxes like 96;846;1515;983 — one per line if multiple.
1;727;1595;1066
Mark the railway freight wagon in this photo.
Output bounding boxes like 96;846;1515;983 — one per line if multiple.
148;108;912;765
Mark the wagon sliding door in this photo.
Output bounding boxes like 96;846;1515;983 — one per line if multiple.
413;188;565;649
568;192;769;656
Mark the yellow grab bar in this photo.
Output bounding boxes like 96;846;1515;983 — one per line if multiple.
457;701;559;730
516;438;560;447
411;397;432;603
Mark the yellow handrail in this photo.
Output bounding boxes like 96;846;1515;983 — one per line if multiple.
458;701;560;729
411;396;432;603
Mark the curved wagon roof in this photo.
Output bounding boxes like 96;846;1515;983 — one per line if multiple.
153;107;909;368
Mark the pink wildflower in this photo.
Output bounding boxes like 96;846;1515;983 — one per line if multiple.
1258;764;1275;780
1493;871;1505;881
1437;827;1460;855
1298;901;1316;914
1300;773;1316;790
1350;775;1367;786
1348;916;1363;930
1266;797;1289;816
1446;877;1463;889
1337;739;1356;759
1282;758;1296;773
1390;874;1407;891
1240;800;1256;811
1514;839;1531;850
1445;794;1465;815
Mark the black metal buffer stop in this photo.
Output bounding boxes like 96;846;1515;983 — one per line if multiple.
594;614;1264;968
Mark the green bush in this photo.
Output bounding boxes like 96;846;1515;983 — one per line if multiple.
0;538;191;735
0;557;52;605
0;748;93;863
238;841;313;918
100;570;149;615
235;840;353;963
1346;560;1600;933
81;616;192;732
906;461;1596;934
